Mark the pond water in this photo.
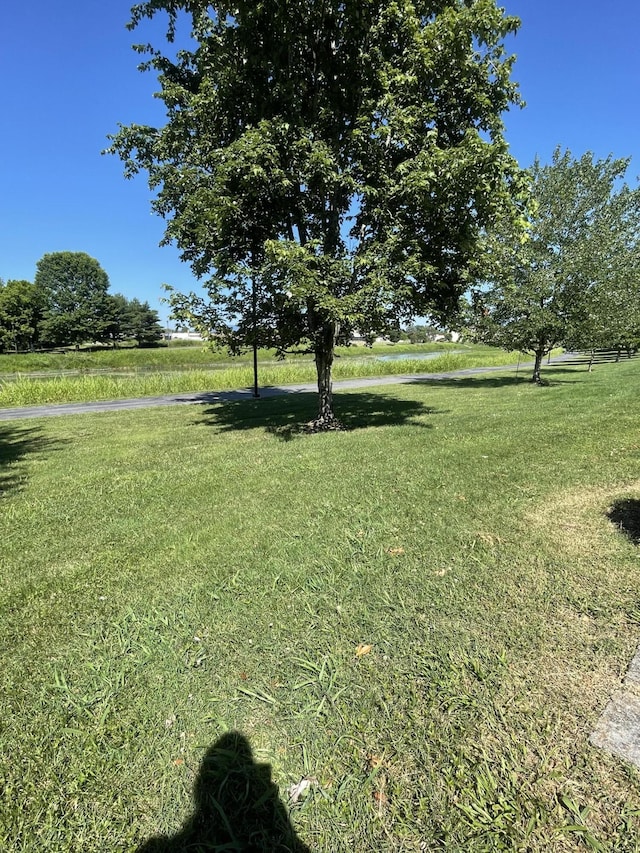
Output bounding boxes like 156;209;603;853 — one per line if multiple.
375;349;463;362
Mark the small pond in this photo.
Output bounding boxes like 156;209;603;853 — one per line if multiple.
375;349;463;362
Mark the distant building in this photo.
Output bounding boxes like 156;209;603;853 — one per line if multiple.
433;331;461;343
351;330;394;345
165;331;204;342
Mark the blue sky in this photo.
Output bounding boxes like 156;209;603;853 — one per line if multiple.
2;1;639;325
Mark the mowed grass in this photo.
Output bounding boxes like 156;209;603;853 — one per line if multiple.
0;344;522;407
1;361;640;851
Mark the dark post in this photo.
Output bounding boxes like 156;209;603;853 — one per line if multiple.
251;271;260;398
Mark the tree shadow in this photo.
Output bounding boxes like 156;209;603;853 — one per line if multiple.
562;351;639;366
406;374;579;390
0;423;64;497
136;732;311;852
194;390;441;440
608;499;640;545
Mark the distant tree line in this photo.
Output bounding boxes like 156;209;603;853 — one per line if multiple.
0;251;163;353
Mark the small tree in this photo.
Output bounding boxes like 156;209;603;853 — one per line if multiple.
109;0;526;428
472;149;640;382
36;252;111;349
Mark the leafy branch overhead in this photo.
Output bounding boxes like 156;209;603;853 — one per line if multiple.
109;0;527;427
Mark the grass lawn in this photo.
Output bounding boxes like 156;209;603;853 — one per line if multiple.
1;360;640;851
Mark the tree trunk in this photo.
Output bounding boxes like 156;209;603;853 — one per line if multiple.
310;321;342;431
531;348;544;384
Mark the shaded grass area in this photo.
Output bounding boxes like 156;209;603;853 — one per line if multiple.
136;731;310;852
608;499;640;546
1;360;640;850
0;423;67;497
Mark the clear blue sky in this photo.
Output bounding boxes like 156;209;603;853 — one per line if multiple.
2;1;639;324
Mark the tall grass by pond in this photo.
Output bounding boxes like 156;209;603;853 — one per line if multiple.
0;348;521;406
0;341;455;374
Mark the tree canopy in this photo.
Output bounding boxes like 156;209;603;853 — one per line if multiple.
0;279;43;353
471;148;640;382
109;0;526;427
36;252;112;349
124;297;165;346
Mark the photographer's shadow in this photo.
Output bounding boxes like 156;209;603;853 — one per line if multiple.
137;732;310;852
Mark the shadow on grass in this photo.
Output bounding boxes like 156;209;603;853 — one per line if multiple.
0;423;63;497
608;499;640;545
406;373;579;390
136;732;310;853
196;389;441;440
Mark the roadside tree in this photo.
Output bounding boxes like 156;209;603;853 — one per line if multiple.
472;149;640;382
109;0;526;428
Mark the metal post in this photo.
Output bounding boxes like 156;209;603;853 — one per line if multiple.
251;272;260;398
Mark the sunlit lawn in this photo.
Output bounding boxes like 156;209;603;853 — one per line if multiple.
1;359;640;851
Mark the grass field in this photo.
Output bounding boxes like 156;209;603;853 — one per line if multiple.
1;359;640;851
0;344;525;407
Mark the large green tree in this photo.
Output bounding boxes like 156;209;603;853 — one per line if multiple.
36;252;111;349
109;0;525;427
472;149;640;382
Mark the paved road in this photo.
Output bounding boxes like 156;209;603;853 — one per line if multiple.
0;352;586;422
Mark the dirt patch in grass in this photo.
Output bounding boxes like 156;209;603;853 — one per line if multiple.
519;482;640;811
525;479;640;559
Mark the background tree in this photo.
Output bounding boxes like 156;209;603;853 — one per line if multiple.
36;252;111;349
102;293;133;347
0;279;44;353
405;323;440;344
472;149;640;382
100;294;165;348
562;185;640;357
126;298;164;346
109;0;525;428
